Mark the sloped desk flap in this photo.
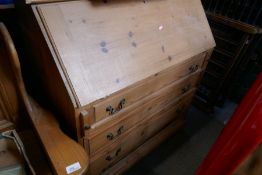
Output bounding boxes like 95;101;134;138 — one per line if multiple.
34;0;215;107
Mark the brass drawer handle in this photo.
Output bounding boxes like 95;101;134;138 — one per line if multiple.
106;126;124;141
106;133;114;140
181;84;191;94
106;98;126;115
105;155;113;161
105;147;122;161
189;64;199;73
106;105;114;115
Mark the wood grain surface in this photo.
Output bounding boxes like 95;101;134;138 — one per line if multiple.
87;74;199;154
103;118;186;175
89;92;193;174
35;0;215;107
15;0;215;173
0;22;89;175
93;52;206;122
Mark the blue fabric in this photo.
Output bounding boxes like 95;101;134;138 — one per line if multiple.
0;0;14;5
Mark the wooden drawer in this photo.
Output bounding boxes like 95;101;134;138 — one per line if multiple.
103;119;186;175
93;52;207;122
87;72;200;154
89;91;194;175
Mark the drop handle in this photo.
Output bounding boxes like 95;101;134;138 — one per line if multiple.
106;126;124;141
105;147;122;161
189;64;199;73
106;98;126;115
181;84;191;94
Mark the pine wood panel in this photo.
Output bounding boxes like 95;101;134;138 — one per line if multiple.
0;22;89;175
0;110;3;121
16;0;215;141
104;119;185;175
0;120;14;132
87;73;200;154
35;0;215;107
15;1;80;138
15;1;215;173
0;34;19;126
93;52;207;122
89;92;193;175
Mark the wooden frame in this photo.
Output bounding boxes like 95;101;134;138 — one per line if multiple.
0;22;88;175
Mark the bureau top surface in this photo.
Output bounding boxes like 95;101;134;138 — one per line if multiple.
34;0;215;107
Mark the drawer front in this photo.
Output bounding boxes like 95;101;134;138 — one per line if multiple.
89;92;194;175
88;73;200;154
93;52;207;122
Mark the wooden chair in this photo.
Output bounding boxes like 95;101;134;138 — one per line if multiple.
0;22;88;175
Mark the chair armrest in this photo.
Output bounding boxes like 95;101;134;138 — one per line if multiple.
28;98;89;175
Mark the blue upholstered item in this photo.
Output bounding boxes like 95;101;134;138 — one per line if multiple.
0;0;14;4
0;0;14;8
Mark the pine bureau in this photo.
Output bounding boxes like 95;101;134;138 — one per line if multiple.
16;0;215;174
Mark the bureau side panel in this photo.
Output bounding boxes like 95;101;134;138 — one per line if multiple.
15;1;79;139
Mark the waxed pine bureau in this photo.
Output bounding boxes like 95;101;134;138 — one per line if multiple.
16;0;215;174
